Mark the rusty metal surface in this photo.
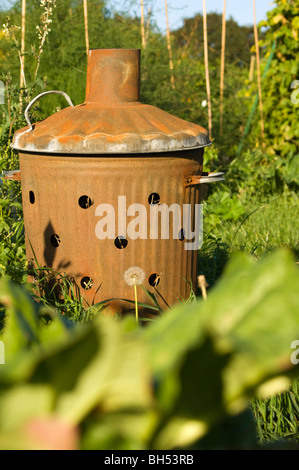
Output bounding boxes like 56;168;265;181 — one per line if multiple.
12;49;211;154
13;48;212;313
24;90;74;131
19;150;203;310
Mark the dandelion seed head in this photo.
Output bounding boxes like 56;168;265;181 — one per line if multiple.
124;266;145;286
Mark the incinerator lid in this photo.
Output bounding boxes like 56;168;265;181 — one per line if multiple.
11;49;211;155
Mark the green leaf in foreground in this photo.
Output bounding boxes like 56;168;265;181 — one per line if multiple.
0;248;299;449
143;248;299;448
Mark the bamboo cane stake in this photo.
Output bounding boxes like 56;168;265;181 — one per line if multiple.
164;0;175;89
20;0;26;104
197;275;209;300
140;0;146;48
249;55;255;81
145;6;152;46
83;0;89;56
219;0;226;137
253;0;265;147
202;0;212;140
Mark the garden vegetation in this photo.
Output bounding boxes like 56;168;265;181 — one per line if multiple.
0;0;298;450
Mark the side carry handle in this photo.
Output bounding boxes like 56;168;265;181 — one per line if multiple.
184;172;225;187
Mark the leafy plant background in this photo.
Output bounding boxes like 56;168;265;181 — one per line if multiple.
0;0;298;450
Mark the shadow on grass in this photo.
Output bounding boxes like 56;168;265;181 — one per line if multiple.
197;235;230;289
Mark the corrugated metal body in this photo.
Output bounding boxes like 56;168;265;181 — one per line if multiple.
20;150;202;310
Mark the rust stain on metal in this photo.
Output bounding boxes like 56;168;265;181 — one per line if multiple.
12;48;213;313
11;49;211;154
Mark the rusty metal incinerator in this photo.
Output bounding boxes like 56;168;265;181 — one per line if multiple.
10;48;223;312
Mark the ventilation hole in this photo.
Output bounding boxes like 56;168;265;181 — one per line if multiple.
148;193;160;205
81;276;93;290
178;228;185;241
29;190;35;204
114;236;128;249
50;234;61;247
78;195;93;209
148;273;160;287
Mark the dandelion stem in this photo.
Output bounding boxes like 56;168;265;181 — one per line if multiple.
123;267;145;324
134;284;138;324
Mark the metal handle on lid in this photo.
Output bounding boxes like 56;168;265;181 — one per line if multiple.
25;90;74;131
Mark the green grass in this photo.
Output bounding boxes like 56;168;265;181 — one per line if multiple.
199;189;299;288
228;192;298;257
251;381;299;447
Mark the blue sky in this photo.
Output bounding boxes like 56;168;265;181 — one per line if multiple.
108;0;274;32
157;0;274;31
1;0;274;32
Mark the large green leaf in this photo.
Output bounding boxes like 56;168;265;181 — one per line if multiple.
143;249;299;448
0;279;76;383
1;249;299;449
